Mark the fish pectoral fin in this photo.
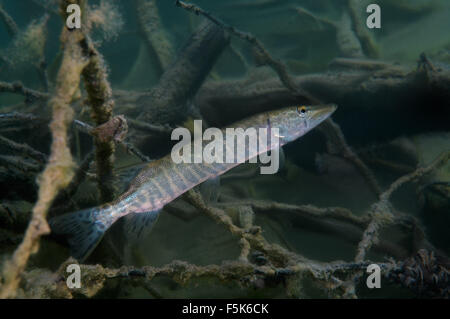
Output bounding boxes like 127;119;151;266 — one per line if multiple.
123;210;161;243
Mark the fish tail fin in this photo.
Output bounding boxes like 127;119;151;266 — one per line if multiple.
49;205;115;261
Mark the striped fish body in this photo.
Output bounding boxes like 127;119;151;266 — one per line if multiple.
49;104;337;260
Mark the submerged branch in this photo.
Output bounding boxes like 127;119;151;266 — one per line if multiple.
197;60;450;134
0;135;47;164
50;151;95;215
320;118;382;197
0;81;49;103
175;0;313;101
74;118;151;163
81;36;117;203
0;5;19;38
134;0;174;75
127;118;173;135
137;19;230;125
0;12;89;297
347;151;450;297
347;0;380;58
380;150;450;203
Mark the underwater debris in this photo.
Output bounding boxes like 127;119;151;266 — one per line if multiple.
134;0;174;75
74;116;151;164
387;249;450;298
293;6;367;59
86;0;124;42
90;115;128;144
81;35;117;203
0;201;33;233
0;81;49;103
420;182;450;253
127;118;173;136
175;0;313;102
328;58;392;71
196;57;450;132
2;14;49;69
0;1;90;297
50;151;95;215
320;118;382;197
0;154;42;174
137;19;229;125
0;134;47;164
0;112;46;134
0;4;18;38
347;0;380;58
343;150;450;297
336;10;365;58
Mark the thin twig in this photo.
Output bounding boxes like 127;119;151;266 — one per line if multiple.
380;151;450;202
0;135;47;163
320;118;382;197
127;118;173;135
0;5;19;37
0;81;49;103
0;155;42;173
175;0;315;101
121;140;152;163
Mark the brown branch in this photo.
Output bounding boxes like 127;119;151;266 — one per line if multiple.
0;4;19;37
328;58;392;71
360;151;450;260
0;155;42;173
219;199;409;260
74;118;152;163
196;60;450;130
81;36;116;203
380;151;450;203
320;118;382;197
347;0;380;58
134;0;174;75
185;189;312;268
0;81;49;103
50;151;95;215
15;258;378;298
175;0;314;101
127;118;173;135
0;135;47;164
0;6;89;296
137;19;230;125
120;141;152;163
346;151;450;297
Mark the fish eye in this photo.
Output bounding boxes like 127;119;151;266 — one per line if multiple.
297;106;307;116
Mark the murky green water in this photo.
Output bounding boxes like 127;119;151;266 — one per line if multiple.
0;0;449;299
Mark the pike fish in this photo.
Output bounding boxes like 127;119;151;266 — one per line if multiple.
49;104;337;261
